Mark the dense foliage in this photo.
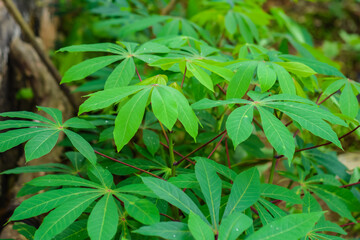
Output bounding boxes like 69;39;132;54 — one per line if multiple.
1;0;360;239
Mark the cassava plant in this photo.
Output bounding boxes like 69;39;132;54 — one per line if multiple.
1;0;360;239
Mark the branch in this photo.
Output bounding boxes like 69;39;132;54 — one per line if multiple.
161;0;178;15
94;150;165;180
2;0;78;110
181;66;187;88
208;131;227;158
160;142;195;165
173;130;227;166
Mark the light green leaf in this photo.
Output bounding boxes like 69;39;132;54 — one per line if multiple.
168;86;199;139
150;58;184;70
114;184;157;198
88;164;114;187
246;212;323;240
33;193;101;240
151;86;178;130
272;63;296;95
0;111;56;124
223;167;260;219
193;157;237;181
124;197;160;225
61;55;123;83
187;62;214;92
24;130;60;161
57;43;125;54
195;158;222;229
133;222;192;240
227;61;258;99
192;60;234;81
258;106;295;163
27;174;102;189
191;98;250;110
257;62;277;92
135;42;170;54
88;194;119;240
225;11;237;35
105;57;135;89
218;211;252;240
226;105;254;148
143;129;160;156
10;188;98;221
188;212;214;240
260;184;302;204
0;128;52;152
64;129;97;165
142;177;208;223
37;107;63;125
0;120;50;130
79;85;145;115
114;88;151;151
311;220;347;235
236;14;253;43
340;82;358;119
269;103;342;148
168;174;199;188
63;117;95;129
1;163;69;174
275;62;317;77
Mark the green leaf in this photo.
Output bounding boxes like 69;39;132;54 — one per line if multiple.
10;188;98;221
151;86;178;130
53;220;88;240
226;105;254;148
79;85;145;115
33;193;101;240
310;185;358;222
227;61;258;99
150;57;184;70
193;157;237;181
134;222;192;240
64;129;97;165
88;164;114;187
223;167;261;219
268;103;342;148
124;197;160;225
168;86;199;139
13;223;36;240
192;60;234;81
195;158;222;229
218;212;252;240
37;107;63;125
191;98;250;110
236;14;253;43
24;130;60;161
168;174;199;188
258;106;295;163
257;62;277;92
280;55;345;78
275;62;317;77
272;63;296;95
188;212;214;240
256;201;276;225
225;11;237;35
143;129;160;156
142;177;208;223
88;194;119;240
187;62;214;92
61;55;123;83
0;128;52;152
135;42;170;54
258;198;287;219
340;82;358;119
0;120;50;130
63;117;95;129
105;57;135;89
311;220;347;235
0;111;55;124
27;174;102;188
114;88;151;151
1;163;69;174
57;43;125;54
246;212;323;240
115;184;157;198
260;184;302;204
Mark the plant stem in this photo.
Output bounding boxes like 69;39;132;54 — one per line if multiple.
268;149;277;184
168;132;176;177
135;64;142;82
208;131;227;158
181;66;187;88
160;142;195;164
